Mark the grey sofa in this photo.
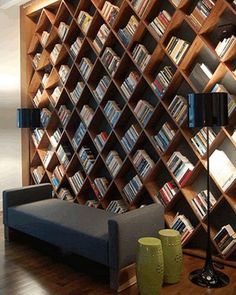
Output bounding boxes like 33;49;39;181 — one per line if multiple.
3;183;164;291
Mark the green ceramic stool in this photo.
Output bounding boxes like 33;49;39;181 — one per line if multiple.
136;237;164;295
158;229;182;284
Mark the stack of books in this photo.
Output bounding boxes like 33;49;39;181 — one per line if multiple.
68;171;85;195
58;22;69;41
51;170;60;189
215;35;236;59
58;105;71;126
93;75;111;102
58;65;70;83
50;128;62;147
32;128;44;146
106;199;128;214
191;127;216;156
58;188;74;202
166;36;190;65
104;100;121;127
118;15;139;47
152;66;174;98
50;44;62;64
72;122;86;149
41;31;49;46
101;1;119;26
101;47;120;76
57;144;72;168
33;89;42;107
132;44;151;71
120;71;140;99
191;190;216;219
153;122;176;153
133;150;155;179
123;175;143;203
213;224;236;257
70;81;84;105
78;57;93;80
189;0;216;31
94;131;109;151
40;108;51;127
43;150;54;167
77;11;93;34
93;24;110;53
189;62;213;92
131;0;149;17
171;213;194;244
50;86;62;106
105;151;122;176
167;151;194;187
85;200;99;208
168;95;187;125
121;124;140;153
211;83;236;116
157;181;179;206
134;100;154;126
42;73;49;87
31;166;44;184
79;146;96;173
70;37;83;59
52;164;65;185
80;105;94;127
32;53;41;68
93;177;109;199
149;10;171;39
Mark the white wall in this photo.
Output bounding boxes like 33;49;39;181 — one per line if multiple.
0;6;22;209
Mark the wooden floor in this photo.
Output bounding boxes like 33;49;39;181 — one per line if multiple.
0;221;235;295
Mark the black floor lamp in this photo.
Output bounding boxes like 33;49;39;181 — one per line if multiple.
188;92;230;288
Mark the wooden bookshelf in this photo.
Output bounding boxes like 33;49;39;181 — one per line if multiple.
21;0;236;267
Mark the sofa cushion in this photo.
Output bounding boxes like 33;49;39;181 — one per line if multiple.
8;199;115;266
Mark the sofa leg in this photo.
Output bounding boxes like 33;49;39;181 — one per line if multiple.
110;263;137;292
4;226;15;242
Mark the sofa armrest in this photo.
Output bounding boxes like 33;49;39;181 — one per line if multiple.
3;183;52;225
108;202;164;270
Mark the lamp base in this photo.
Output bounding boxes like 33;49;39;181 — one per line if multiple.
189;268;229;288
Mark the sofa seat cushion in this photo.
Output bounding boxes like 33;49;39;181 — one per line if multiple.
8;199;115;266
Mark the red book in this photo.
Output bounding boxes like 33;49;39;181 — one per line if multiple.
179;169;193;187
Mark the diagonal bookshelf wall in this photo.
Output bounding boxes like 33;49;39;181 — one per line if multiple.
21;0;236;267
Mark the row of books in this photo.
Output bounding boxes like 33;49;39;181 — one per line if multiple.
123;175;142;203
33;89;43;107
171;213;194;244
93;177;109;199
191;127;216;156
94;131;109;151
43;149;54;168
213;224;236;257
104;100;121;127
166;36;189;65
153;122;176;153
121;124;140;153
58;21;69;42
80;105;94;127
215;35;236;60
70;81;84;105
41;30;49;46
78;57;93;81
32;53;41;68
79;146;96;173
72;122;86;149
106;199;128;214
31;165;44;184
168;95;187;125
70;37;83;59
69;170;85;195
77;11;93;35
149;10;171;39
132;43;151;71
101;1;119;26
152;66;174;98
50;44;62;64
167;151;194;187
101;47;120;76
131;0;149;17
171;0;181;7
191;190;216;219
120;71;140;99
134;99;154;126
58;188;74;202
93;24;110;53
58;64;70;83
133;149;155;179
189;62;213;92
58;105;71;126
42;72;49;87
118;15;139;47
50;128;62;148
57;144;72;168
40;108;51;127
157;181;179;206
50;86;62;107
32;128;44;146
52;164;65;185
93;75;111;102
85;199;99;208
105;150;123;177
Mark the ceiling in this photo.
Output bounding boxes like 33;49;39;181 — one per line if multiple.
0;0;30;9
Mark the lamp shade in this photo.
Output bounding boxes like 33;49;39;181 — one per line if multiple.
188;92;228;128
17;108;41;128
